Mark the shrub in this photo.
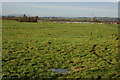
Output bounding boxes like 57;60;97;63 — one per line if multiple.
16;14;38;22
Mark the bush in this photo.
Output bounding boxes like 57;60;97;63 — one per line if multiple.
16;14;38;22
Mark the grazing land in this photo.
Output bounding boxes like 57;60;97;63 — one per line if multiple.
2;20;119;79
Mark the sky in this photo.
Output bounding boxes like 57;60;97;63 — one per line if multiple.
1;0;119;2
2;2;118;17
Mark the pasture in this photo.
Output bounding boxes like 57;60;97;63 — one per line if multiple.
2;20;119;79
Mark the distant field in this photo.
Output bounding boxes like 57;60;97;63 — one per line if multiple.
2;20;119;79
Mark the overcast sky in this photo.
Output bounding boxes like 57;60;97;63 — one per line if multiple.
2;2;118;17
1;0;119;2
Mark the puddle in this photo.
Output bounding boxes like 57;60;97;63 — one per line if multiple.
50;68;70;73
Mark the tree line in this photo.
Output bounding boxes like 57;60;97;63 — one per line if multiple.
2;14;119;23
2;14;39;22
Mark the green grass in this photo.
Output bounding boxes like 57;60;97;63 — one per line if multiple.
2;20;120;79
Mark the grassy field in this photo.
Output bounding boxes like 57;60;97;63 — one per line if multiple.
2;20;120;79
